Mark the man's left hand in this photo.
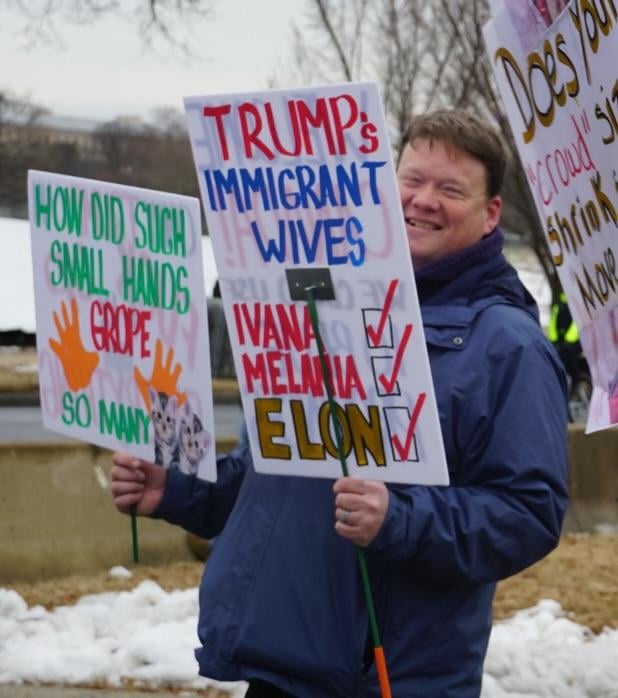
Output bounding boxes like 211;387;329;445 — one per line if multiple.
333;477;389;547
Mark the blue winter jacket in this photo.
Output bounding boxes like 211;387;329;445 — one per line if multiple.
154;235;569;697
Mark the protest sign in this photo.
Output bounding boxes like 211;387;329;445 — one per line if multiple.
27;172;217;480
484;1;618;432
184;82;449;484
488;0;571;51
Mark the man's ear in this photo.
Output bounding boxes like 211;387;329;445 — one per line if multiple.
484;196;502;234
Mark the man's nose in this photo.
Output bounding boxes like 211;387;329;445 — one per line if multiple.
411;184;440;210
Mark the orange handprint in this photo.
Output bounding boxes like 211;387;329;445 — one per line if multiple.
49;298;100;391
134;338;187;411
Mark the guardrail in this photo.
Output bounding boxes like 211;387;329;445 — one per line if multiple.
0;425;616;583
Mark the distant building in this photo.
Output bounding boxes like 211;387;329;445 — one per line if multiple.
0;112;103;160
0;112;105;217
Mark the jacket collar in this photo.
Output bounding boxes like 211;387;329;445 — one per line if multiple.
415;228;505;301
416;228;540;339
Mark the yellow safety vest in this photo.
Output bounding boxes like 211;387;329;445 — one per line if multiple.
548;294;579;343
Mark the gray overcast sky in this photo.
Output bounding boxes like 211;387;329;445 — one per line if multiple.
2;0;304;121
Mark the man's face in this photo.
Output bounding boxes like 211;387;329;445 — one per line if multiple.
397;138;502;268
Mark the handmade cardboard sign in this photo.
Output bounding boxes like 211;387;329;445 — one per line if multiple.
484;2;618;432
184;82;449;484
27;172;217;480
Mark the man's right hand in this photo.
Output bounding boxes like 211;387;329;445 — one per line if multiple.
110;452;167;516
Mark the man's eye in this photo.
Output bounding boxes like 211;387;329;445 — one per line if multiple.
442;187;463;198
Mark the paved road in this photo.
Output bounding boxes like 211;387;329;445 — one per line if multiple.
0;686;234;698
0;404;244;443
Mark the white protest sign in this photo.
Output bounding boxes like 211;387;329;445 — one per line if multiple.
27;171;217;481
184;82;449;484
488;1;571;51
484;2;618;432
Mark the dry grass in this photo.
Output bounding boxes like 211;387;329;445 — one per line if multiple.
6;534;617;634
6;561;204;610
494;532;618;633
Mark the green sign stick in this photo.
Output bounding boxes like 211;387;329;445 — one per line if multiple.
306;288;392;698
131;505;139;564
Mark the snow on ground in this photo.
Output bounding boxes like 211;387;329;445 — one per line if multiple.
0;217;219;333
0;581;245;697
0;582;616;697
0;219;36;333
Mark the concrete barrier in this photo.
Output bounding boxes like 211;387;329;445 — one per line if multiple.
0;426;616;583
0;438;237;584
564;423;618;532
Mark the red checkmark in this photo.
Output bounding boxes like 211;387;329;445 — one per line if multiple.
378;323;413;393
366;279;399;346
391;392;427;460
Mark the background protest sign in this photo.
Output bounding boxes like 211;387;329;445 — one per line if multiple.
184;82;449;484
27;171;217;481
484;1;618;432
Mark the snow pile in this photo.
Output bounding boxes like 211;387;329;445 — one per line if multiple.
0;582;245;696
107;566;133;579
483;600;618;697
0;584;616;696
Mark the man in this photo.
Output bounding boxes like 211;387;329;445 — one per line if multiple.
111;109;569;697
548;290;591;416
548;291;582;384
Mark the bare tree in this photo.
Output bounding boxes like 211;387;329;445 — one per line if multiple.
280;0;560;297
0;101;198;216
419;0;559;295
93;110;199;199
285;0;369;83
96;115;147;176
0;91;48;216
0;91;47;126
4;0;215;54
149;106;187;137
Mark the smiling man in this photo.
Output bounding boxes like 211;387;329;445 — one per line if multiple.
332;109;569;693
399;133;502;267
111;109;569;697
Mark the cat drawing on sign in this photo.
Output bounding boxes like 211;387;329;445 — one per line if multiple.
177;404;211;475
149;387;179;469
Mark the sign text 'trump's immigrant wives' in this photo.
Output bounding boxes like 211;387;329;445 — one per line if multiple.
184;83;449;485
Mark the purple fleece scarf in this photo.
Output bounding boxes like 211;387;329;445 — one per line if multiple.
413;227;505;300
